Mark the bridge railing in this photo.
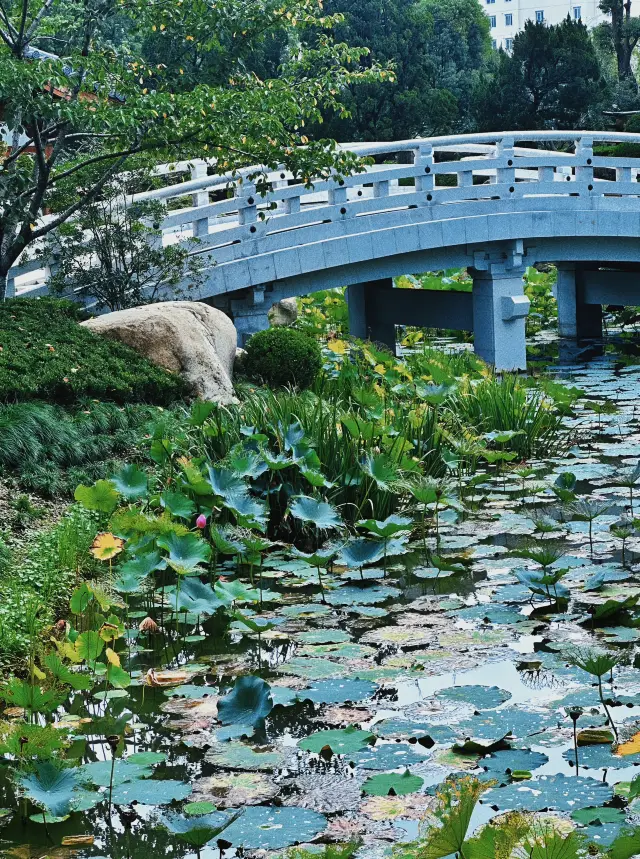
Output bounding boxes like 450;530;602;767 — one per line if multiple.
9;130;640;300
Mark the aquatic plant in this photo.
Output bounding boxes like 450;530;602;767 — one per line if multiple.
567;647;622;741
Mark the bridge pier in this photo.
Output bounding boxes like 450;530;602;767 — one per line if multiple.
556;265;603;340
347;279;397;353
470;266;530;371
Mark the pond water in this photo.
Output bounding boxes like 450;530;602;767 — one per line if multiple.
2;336;640;858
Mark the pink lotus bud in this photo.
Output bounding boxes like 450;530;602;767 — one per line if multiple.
196;514;207;530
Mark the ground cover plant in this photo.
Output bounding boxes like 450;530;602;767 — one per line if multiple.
0;325;639;857
0;298;188;405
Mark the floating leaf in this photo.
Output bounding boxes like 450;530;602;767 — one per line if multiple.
437;685;512;710
216;805;327;851
362;770;424;796
481;773;613;812
298;726;375;755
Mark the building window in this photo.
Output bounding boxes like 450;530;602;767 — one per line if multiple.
505;38;514;50
486;0;495;4
505;13;513;25
535;10;544;23
489;15;496;27
573;5;581;18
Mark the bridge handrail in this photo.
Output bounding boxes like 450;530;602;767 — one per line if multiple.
9;130;640;299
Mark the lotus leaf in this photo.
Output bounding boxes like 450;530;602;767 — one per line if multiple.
161;811;234;847
353;742;432;770
217;805;327;851
362;770;424;796
110;778;192;805
157;532;211;571
111;464;148;500
481;749;549;777
17;763;78;818
160;490;196;519
218;676;273;728
172;577;225;616
298;678;377;705
204;742;284;771
74;480;120;513
325;585;401;606
482;773;613;811
298;726;375;755
290;496;343;530
357;514;412;538
437;685;512;710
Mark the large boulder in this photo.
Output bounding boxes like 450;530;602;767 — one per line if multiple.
268;297;298;327
82;301;237;403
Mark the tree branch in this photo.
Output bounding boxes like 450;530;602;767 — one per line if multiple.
24;0;58;44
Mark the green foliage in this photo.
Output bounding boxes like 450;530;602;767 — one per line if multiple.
0;299;187;405
286;845;360;859
244;327;323;390
0;506;98;665
444;374;567;459
473;17;603;130
0;399;165;497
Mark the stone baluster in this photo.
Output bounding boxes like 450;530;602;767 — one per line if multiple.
457;170;473;189
616;166;632;184
413;143;434;199
495;136;516;189
374;179;390;198
190;163;210;238
237;181;258;230
538;166;554;184
575;137;594;187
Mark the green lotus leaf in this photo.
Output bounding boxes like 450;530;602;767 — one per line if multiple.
157;532;211;570
204;742;284;771
481;773;613;812
357;514;412;538
298;678;377;705
362;769;424;796
337;538;385;568
79;760;153;788
290;496;343;530
216;805;327;851
298;725;375;755
218;676;273;728
161;810;235;847
353;742;432;770
110;778;192;806
173;577;225;616
17;763;77;818
74;479;120;513
111;464;148;500
437;685;512;710
160;490;196;520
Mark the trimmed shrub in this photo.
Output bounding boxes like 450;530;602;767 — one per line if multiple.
0;297;188;405
244;327;322;390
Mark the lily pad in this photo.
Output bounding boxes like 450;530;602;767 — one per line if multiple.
437;685;512;710
352;742;432;770
218;805;327;851
204;742;284;771
362;770;424;796
481;773;613;811
299;678;378;705
299;726;375;755
110;778;192;806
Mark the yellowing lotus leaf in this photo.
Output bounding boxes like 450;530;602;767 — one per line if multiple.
90;532;125;561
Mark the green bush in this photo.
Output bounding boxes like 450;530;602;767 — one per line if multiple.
244;326;322;390
0;297;188;405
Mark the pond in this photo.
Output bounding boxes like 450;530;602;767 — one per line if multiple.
1;337;640;859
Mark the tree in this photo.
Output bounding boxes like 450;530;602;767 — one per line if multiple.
473;17;603;131
0;0;387;300
42;165;206;311
317;0;490;142
598;0;640;81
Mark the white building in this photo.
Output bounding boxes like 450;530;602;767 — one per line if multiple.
483;0;608;51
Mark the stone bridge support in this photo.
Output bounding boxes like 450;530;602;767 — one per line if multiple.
469;264;530;371
556;265;603;341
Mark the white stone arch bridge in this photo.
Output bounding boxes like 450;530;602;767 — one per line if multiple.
11;130;640;369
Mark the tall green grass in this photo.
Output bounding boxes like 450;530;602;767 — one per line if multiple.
0;401;160;496
443;374;568;459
